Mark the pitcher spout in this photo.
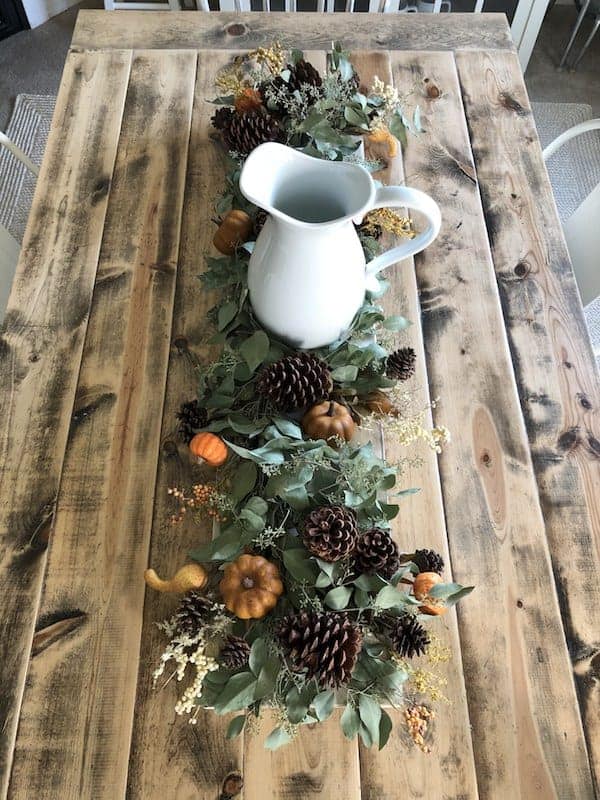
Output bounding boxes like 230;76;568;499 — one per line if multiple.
239;142;375;226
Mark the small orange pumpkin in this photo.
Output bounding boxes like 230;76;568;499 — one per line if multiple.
213;210;253;255
220;554;284;619
413;571;448;616
302;400;355;444
189;432;228;467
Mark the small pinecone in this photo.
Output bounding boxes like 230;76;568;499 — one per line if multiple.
288;58;323;91
257;352;332;411
174;591;214;634
277;611;362;688
211;106;234;131
413;549;444;575
355;528;400;579
222;108;283;156
389;614;430;658
176;399;208;443
303;505;358;562
386;347;416;381
220;635;251;670
253;209;269;238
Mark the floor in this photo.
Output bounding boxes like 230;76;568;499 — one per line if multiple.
0;4;599;131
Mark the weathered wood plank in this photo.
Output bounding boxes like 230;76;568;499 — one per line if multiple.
72;10;514;53
390;50;596;799
352;50;479;800
125;50;244;800
0;49;131;800
7;50;196;800
456;49;600;793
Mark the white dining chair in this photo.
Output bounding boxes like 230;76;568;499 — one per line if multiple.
543;119;600;356
0;131;39;321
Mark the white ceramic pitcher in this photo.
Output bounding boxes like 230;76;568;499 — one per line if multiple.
239;143;441;349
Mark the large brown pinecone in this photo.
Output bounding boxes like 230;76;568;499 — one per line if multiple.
277;611;362;688
176;399;208;444
386;347;416;381
389;614;430;658
174;591;214;635
303;505;358;562
257;352;332;411
222;108;283;156
220;635;251;670
288;58;323;91
355;528;400;579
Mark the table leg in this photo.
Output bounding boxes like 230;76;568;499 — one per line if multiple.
559;0;591;67
570;15;600;68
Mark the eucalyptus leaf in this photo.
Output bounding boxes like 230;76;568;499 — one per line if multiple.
340;704;360;739
249;638;269;677
264;726;293;750
331;365;359;382
217;301;238;331
374;585;404;609
358;694;381;748
382;314;412;331
324;585;353;610
378;709;393;749
283;548;320;583
315;571;332;589
214;672;257;714
286;684;317;724
230;461;257;501
226;714;246;739
239;330;270;372
312;689;336;722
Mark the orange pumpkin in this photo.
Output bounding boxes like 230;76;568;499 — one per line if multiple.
220;554;283;619
412;571;448;616
302;400;355;444
213;210;253;255
189;432;228;467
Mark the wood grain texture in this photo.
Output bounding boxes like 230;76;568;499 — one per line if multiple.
0;49;131;800
71;10;514;53
455;50;600;793
352;50;479;800
7;50;196;800
125;50;244;800
390;50;596;799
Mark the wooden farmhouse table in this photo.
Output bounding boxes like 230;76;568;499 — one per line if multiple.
1;9;599;799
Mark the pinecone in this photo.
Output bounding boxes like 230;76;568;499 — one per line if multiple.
287;58;323;91
176;399;208;443
211;106;234;131
222;108;283;156
220;635;251;670
389;614;430;658
412;549;444;575
257;352;332;412
386;347;416;381
277;611;362;688
174;591;214;634
355;528;400;579
253;209;269;238
303;505;358;562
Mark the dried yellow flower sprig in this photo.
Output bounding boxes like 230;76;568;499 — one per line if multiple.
361;208;415;239
404;704;435;753
247;42;285;74
362;389;451;454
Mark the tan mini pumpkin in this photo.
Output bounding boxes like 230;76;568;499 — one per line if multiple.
144;563;208;594
213;210;253;255
412;571;448;616
302;400;355;444
220;554;284;619
189;432;228;467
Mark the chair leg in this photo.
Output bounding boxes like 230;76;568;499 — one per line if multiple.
559;0;591;67
570;16;600;69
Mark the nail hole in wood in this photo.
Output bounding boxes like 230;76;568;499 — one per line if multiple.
29;352;39;362
514;261;529;278
162;440;178;456
516;599;523;609
481;451;491;467
173;336;188;352
577;393;592;410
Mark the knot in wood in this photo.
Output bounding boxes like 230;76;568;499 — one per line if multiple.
225;22;247;37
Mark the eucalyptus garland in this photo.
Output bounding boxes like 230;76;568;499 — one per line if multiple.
149;43;472;753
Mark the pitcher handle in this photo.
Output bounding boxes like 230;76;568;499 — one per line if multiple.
364;185;441;293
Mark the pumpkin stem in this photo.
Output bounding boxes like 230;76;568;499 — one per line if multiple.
327;401;335;417
242;576;255;589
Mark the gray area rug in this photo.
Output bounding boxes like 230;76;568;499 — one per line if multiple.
0;94;55;243
1;94;598;361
